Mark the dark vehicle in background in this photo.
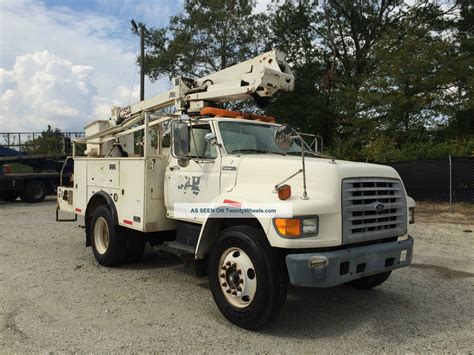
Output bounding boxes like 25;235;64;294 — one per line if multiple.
0;152;72;203
0;133;80;203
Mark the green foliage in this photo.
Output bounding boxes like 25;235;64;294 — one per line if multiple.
359;12;458;142
142;0;473;161
143;0;269;80
397;139;474;161
327;136;474;163
24;125;65;154
9;163;33;174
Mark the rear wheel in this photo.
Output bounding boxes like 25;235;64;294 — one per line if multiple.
208;226;287;330
91;206;127;266
346;271;392;289
21;180;47;203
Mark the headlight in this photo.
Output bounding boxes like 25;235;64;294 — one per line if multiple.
274;216;319;238
409;207;415;224
302;218;318;235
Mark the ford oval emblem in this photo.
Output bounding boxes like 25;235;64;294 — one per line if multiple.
374;202;385;211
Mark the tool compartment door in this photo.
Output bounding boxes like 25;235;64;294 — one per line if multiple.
73;159;87;213
116;159;145;230
87;160;120;188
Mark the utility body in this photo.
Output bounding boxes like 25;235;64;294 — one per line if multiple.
57;50;415;329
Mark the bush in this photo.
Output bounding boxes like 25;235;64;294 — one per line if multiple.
325;137;474;163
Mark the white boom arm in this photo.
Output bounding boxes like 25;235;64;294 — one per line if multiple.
80;49;294;143
114;49;294;120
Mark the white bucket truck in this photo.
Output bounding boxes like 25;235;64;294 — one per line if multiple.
57;49;415;329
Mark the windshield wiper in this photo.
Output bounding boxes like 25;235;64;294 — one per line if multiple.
229;149;286;156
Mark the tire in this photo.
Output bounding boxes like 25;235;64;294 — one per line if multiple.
208;226;287;330
20;180;47;203
346;271;392;290
0;192;19;201
91;205;127;266
125;229;146;262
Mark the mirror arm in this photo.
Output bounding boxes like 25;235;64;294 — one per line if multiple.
274;169;303;192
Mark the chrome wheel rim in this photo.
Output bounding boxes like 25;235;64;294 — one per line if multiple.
93;217;109;255
218;247;257;308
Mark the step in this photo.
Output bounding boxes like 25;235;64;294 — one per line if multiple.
153;241;195;258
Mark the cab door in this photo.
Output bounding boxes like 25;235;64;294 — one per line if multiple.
165;122;221;222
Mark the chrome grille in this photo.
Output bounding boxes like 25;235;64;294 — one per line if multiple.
342;177;407;244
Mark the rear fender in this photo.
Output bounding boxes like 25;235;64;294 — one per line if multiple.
84;191;118;247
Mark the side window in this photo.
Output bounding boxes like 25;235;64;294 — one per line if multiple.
189;125;217;159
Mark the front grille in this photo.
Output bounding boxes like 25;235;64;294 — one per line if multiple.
342;177;407;244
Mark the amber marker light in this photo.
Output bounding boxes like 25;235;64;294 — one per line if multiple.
274;218;301;237
277;184;291;200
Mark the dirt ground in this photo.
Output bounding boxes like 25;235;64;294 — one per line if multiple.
0;198;473;353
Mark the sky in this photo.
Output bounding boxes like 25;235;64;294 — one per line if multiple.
0;0;272;132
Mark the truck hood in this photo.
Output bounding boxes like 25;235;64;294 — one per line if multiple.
230;155;402;212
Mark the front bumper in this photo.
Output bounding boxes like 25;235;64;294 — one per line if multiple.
285;236;414;287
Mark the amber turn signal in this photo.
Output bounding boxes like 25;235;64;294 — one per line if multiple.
277;184;291;200
274;218;301;237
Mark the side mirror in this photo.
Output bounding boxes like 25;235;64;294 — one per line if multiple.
274;124;295;150
172;121;190;158
205;132;218;145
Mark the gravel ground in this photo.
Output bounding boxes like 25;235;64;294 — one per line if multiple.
1;197;473;353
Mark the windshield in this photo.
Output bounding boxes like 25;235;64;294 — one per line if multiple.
218;121;307;156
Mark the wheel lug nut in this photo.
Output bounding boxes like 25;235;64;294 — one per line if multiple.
232;291;237;295
239;279;244;284
237;287;242;292
237;270;242;274
226;261;231;266
221;266;226;270
220;273;225;278
222;282;227;287
226;289;231;294
232;263;237;268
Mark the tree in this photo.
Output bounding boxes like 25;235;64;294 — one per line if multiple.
266;0;470;160
264;0;337;145
359;4;460;143
142;0;473;161
143;0;269;80
444;0;474;139
25;125;65;155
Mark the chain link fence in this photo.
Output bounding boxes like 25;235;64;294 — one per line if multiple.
383;156;473;208
0;132;84;155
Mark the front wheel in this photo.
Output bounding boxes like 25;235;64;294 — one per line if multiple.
208;226;287;330
346;271;392;289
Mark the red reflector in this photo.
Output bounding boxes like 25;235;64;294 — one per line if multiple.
123;219;133;225
75;208;82;213
223;199;241;208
